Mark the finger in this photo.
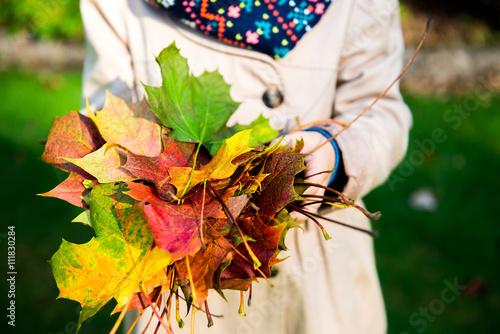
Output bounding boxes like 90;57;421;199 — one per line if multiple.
293;171;324;220
296;149;333;217
270;133;305;150
270;131;335;222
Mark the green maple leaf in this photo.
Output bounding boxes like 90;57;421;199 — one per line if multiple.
143;43;277;152
144;43;239;148
204;114;279;156
49;183;171;330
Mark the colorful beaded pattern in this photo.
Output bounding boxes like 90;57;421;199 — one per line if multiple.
146;0;334;59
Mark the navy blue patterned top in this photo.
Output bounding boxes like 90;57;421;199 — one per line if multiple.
145;0;334;59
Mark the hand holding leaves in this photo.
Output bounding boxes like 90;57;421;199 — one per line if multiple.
39;43;298;333
40;42;379;334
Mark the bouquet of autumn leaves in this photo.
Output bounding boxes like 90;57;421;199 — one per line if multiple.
40;44;377;334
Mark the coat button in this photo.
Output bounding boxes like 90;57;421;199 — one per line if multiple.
262;87;284;108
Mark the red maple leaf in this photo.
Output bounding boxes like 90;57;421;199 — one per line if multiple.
42;110;104;176
39;172;89;208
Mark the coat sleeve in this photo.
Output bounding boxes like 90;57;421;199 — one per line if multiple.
318;0;412;199
80;0;137;113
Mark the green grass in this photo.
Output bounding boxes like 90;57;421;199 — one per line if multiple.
0;70;498;333
0;71;117;334
364;92;500;333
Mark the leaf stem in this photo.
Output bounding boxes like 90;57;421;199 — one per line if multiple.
248;284;253;307
205;301;214;327
171;288;224;318
138;291;163;334
140;305;155;334
291;19;432;154
206;183;262;269
109;290;135;334
289;205;332;240
175;291;185;328
153;306;170;334
290;204;378;237
110;240;161;334
185;255;198;306
301;168;335;180
190;308;196;334
238;290;246;316
199;180;207;249
179;143;202;199
139;282;171;333
166;289;173;330
294;182;381;220
203;219;272;287
126;309;146;334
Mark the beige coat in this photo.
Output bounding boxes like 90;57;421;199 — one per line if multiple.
80;0;411;333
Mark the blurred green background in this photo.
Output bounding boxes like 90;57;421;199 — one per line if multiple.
1;1;499;334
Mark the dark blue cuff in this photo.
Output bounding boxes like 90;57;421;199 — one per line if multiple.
303;128;341;188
